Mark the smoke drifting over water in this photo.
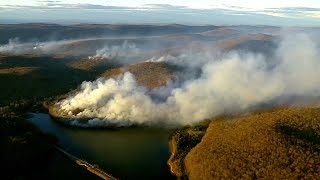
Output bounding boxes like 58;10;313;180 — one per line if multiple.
57;34;320;127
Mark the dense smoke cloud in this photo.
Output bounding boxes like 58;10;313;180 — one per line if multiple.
57;34;320;127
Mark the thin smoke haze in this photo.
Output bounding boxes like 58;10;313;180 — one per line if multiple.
0;38;83;55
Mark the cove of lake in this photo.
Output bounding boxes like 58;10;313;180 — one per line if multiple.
28;113;175;180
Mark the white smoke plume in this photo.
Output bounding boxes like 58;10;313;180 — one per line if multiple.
88;40;141;60
0;38;78;54
0;38;32;54
146;52;216;69
57;34;320;127
0;38;135;56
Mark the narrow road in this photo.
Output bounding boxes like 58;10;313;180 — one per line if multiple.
53;145;118;180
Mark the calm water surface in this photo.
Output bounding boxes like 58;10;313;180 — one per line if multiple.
29;113;175;180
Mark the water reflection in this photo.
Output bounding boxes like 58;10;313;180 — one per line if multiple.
29;113;175;179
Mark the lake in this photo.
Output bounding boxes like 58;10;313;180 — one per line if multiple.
28;113;175;180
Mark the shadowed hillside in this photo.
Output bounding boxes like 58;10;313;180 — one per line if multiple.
0;54;103;106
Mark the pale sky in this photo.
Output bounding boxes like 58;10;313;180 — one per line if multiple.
1;0;320;25
2;0;320;9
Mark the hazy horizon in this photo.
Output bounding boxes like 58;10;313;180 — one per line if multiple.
1;0;320;26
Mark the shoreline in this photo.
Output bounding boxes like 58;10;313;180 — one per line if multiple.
167;124;209;178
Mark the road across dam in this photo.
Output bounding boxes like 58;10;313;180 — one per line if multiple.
53;145;118;180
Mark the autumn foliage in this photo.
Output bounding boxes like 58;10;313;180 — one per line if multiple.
185;107;320;179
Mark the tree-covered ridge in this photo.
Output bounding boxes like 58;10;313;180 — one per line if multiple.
185;107;320;179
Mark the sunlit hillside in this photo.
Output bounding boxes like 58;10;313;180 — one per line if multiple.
185;107;320;179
